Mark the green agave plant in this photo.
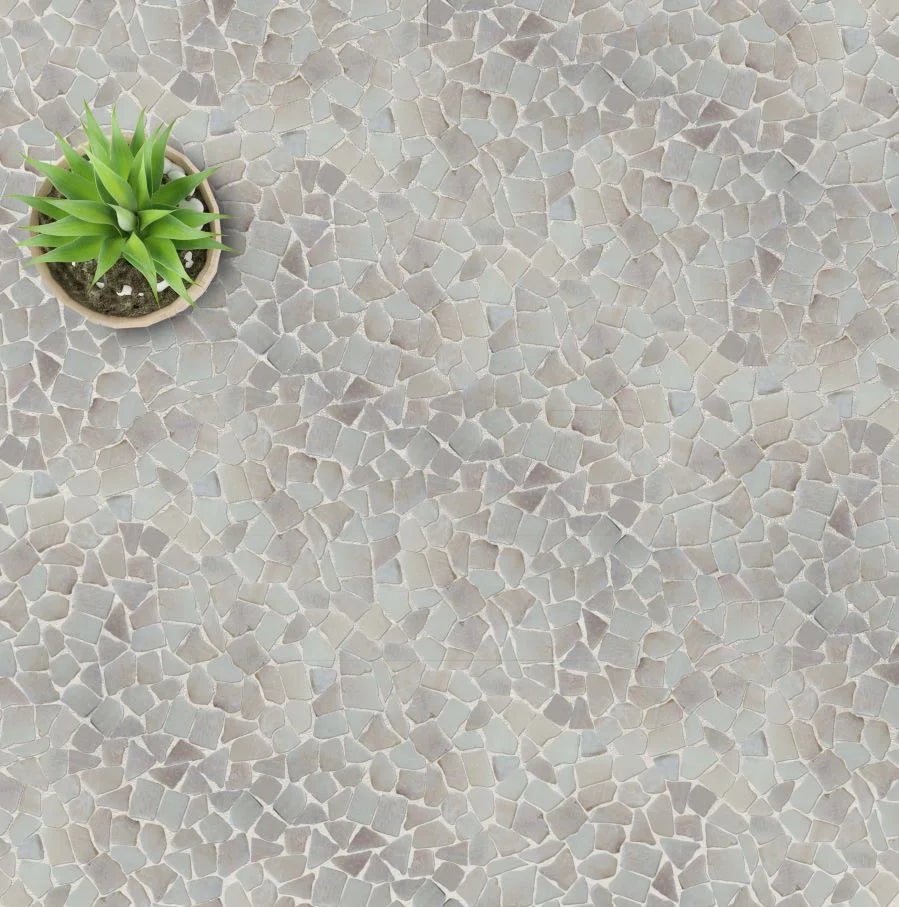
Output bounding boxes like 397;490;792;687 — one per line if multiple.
15;104;229;304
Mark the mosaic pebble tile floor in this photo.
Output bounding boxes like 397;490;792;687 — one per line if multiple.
2;0;899;905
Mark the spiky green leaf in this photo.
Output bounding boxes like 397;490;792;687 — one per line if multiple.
34;199;117;225
154;261;192;304
139;208;177;230
128;141;154;204
25;157;100;202
149;122;175;191
112;205;137;232
18;236;67;248
151;169;215;208
12;194;72;219
29;217;118;238
109;108;133;179
135;157;151;209
90;155;137;210
170;209;224;228
131;110;146;154
81;103;111;162
129;139;149;182
123;233;159;296
29;236;104;264
93;237;126;286
55;135;93;181
144;216;210;242
171;237;231;252
145;236;191;282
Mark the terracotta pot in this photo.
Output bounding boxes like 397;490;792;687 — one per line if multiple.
27;144;222;329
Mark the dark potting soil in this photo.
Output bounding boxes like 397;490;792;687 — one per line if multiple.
37;187;209;318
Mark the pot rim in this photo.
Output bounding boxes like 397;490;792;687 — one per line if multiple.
25;140;222;330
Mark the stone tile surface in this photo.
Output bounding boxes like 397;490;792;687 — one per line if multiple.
1;0;899;905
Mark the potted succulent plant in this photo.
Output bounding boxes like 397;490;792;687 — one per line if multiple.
15;105;229;329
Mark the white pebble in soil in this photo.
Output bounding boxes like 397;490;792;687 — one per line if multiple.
179;197;204;212
116;284;132;297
